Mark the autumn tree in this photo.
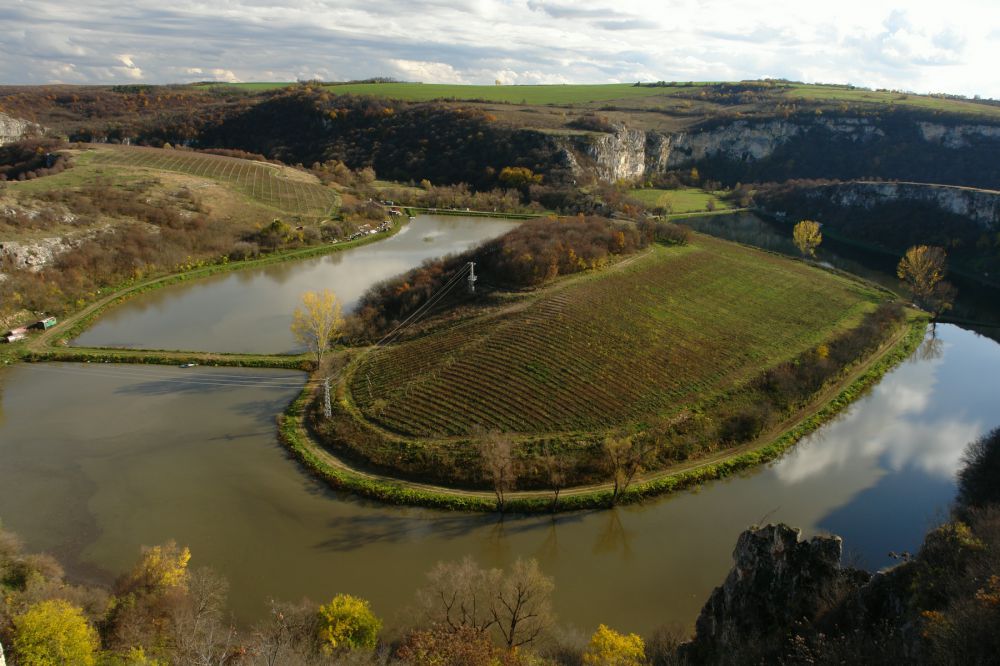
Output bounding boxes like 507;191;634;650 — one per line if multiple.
582;624;646;666
119;540;192;596
12;599;99;666
602;434;655;503
897;245;955;315
291;288;344;366
316;594;381;653
499;166;543;189
792;220;822;258
476;428;517;511
397;624;511;666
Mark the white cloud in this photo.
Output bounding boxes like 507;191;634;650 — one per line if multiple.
775;346;984;485
387;59;467;84
0;1;997;97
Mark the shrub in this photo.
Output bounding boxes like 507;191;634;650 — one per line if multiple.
582;624;645;666
316;594;381;652
12;599;99;666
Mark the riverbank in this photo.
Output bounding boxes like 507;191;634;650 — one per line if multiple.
278;314;927;513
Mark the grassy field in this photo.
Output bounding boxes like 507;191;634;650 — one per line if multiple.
348;235;881;438
218;82;702;105
84;146;339;216
785;83;1000;119
628;188;730;213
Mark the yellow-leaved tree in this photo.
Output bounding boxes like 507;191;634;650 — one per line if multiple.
316;594;382;653
792;220;822;258
897;245;947;301
291;289;344;366
121;540;192;595
582;624;646;666
12;599;100;666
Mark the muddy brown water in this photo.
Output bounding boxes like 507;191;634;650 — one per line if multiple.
2;213;999;636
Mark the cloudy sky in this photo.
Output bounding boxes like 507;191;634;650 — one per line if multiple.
2;0;998;98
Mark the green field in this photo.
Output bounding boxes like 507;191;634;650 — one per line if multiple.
85;146;339;216
349;235;880;438
628;188;731;213
785;83;1000;119
217;82;702;105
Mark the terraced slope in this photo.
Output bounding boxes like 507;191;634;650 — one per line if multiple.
87;145;338;216
351;236;881;438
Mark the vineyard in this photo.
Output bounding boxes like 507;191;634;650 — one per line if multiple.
349;236;882;439
87;145;339;216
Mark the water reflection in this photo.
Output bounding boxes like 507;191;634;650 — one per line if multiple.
2;325;999;635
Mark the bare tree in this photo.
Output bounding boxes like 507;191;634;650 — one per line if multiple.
168;567;238;666
602;434;655;504
540;444;569;511
248;599;323;666
416;557;555;651
476;428;517;512
491;559;555;649
417;556;502;636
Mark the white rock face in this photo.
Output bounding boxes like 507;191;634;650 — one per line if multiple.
573;116;894;182
0;111;44;146
916;122;1000;149
584;126;648;181
815;182;1000;230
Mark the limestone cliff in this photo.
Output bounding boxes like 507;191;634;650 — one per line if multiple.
564;114;1000;189
0;111;44;146
807;182;1000;231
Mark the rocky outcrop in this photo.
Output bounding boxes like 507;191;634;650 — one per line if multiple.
684;523;924;664
583;125;648;181
0;111;44;146
688;524;859;658
0;238;77;271
812;182;1000;230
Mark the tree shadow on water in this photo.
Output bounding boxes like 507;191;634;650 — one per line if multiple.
312;509;589;553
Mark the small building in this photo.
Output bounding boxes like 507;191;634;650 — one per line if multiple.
30;316;57;330
1;332;26;344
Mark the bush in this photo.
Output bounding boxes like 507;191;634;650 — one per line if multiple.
12;599;99;666
582;624;645;666
316;594;381;652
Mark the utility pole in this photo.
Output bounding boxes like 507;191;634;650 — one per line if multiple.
468;261;477;294
323;376;332;419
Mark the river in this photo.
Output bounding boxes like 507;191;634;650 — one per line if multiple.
73;215;519;353
1;213;998;637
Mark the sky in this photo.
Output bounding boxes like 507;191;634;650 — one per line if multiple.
1;0;999;98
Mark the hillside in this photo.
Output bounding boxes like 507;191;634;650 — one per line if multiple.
316;234;891;488
5;81;1000;192
0;143;345;324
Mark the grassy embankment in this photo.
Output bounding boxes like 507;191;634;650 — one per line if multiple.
279;233;923;510
627;187;731;214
